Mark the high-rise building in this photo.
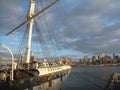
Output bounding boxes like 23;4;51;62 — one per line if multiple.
98;53;105;59
92;56;98;61
83;56;89;63
101;53;105;58
113;53;115;59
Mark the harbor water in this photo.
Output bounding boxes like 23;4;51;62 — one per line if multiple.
62;66;120;90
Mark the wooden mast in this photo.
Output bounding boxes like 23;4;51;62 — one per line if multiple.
25;0;35;65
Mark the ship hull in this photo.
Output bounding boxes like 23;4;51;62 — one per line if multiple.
0;69;70;90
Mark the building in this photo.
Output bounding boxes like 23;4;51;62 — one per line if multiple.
102;56;111;63
92;56;98;62
83;56;89;64
99;53;105;59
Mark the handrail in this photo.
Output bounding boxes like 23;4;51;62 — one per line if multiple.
0;43;14;81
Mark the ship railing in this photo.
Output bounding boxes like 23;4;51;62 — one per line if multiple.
38;64;67;68
37;64;70;72
0;64;12;70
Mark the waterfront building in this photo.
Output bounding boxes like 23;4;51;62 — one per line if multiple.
66;58;72;64
92;56;98;62
83;56;89;64
114;55;120;62
113;53;116;59
99;53;105;59
102;56;111;63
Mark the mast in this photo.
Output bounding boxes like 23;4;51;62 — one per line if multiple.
6;0;60;36
25;0;35;64
6;0;60;65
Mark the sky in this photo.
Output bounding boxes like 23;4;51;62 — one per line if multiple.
0;0;120;59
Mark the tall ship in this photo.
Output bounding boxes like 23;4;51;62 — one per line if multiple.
0;0;71;90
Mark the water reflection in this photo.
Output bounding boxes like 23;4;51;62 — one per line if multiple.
62;66;120;90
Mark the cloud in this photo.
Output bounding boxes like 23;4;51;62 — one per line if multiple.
51;0;120;56
1;0;120;57
0;0;27;34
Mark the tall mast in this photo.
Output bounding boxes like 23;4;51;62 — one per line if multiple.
25;0;35;64
6;0;60;36
6;0;60;64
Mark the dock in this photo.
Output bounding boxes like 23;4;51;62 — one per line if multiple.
104;73;120;90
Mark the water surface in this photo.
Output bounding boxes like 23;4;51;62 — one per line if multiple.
62;66;120;90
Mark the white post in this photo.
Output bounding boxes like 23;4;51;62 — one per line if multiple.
25;0;35;64
0;44;14;81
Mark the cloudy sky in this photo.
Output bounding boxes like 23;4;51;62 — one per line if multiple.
0;0;120;58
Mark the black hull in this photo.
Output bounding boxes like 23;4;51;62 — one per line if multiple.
0;70;70;90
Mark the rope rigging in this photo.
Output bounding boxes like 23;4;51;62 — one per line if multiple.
37;0;62;60
6;0;60;36
14;25;28;63
1;1;116;90
4;0;62;63
34;20;50;60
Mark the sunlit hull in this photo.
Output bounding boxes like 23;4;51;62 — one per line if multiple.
0;65;71;90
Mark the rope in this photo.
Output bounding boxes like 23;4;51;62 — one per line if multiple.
14;25;28;63
37;0;62;60
34;20;51;60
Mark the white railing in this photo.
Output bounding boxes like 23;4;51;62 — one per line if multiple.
0;43;14;81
